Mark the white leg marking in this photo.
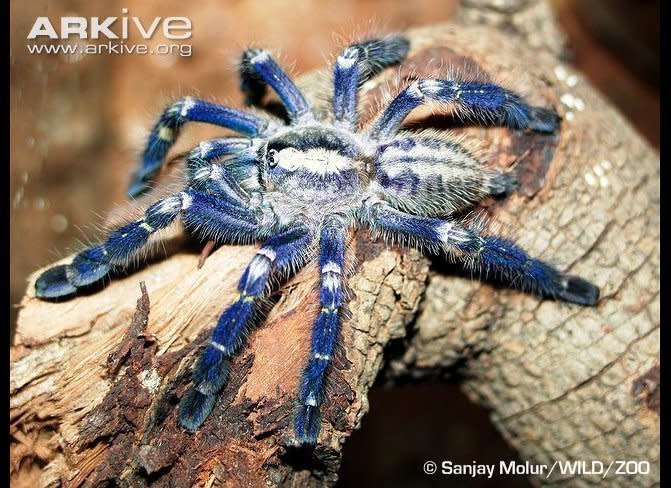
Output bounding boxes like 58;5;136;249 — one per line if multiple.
180;192;193;210
437;222;454;243
157;195;183;214
407;81;423;99
323;273;340;292
257;248;277;261
419;79;444;96
246;256;271;285
180;97;195;117
322;261;341;274
250;50;270;64
209;165;223;180
199;140;215;158
210;341;229;354
337;54;357;69
306;391;318;407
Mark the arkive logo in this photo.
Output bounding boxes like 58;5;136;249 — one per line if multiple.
27;8;191;40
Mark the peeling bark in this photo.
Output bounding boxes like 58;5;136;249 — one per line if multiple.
10;2;659;486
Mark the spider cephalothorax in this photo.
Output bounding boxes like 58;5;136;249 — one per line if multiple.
34;34;599;445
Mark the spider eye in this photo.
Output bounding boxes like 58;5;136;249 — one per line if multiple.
266;149;278;168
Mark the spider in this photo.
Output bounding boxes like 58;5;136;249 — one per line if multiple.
34;34;599;445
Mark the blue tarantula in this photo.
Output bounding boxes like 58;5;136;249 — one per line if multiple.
34;35;599;445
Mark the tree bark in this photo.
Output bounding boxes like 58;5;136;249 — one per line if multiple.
10;2;659;486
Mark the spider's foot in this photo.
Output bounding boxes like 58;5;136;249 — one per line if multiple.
35;265;77;299
127;161;162;198
557;275;600;306
294;405;321;445
526;107;560;133
35;256;110;299
179;347;232;431
178;389;217;431
69;246;111;286
127;179;152;198
490;171;519;196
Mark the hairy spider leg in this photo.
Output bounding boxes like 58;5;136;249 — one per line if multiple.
370;79;560;140
239;49;270;107
294;217;348;445
364;201;599;306
332;35;410;128
34;190;264;299
179;190;266;243
184;138;255;203
128;99;270;197
373;136;518;215
243;49;313;122
179;225;313;430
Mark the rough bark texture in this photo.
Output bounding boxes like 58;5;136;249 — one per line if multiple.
10;2;659;486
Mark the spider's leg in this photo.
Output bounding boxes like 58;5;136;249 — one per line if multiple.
362;200;599;306
179;225;312;430
187;137;252;167
242;49;312;123
128;98;270;198
185;138;257;202
369;79;560;140
373;135;518;216
239;49;270;108
180;190;273;243
294;216;348;445
34;190;269;299
333;34;410;129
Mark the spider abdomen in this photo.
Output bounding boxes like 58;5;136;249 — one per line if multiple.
372;136;517;215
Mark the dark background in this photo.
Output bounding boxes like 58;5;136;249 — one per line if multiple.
10;1;659;486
